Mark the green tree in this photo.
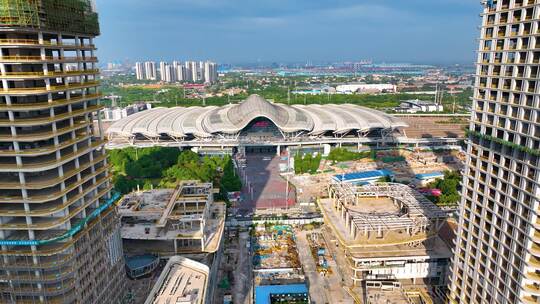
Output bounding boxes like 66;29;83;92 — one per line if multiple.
327;148;372;163
114;175;137;194
428;170;462;206
221;158;242;192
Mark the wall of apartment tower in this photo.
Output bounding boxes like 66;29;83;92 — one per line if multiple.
449;1;540;304
0;27;126;303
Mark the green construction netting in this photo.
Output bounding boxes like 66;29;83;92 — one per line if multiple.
0;0;99;35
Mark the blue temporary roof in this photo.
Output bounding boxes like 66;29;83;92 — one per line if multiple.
333;169;393;183
415;172;444;180
255;284;309;304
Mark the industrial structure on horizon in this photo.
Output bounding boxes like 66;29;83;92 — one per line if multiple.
335;83;397;94
395;99;445;113
0;0;127;303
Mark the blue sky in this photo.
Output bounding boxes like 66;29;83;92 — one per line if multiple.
95;0;481;64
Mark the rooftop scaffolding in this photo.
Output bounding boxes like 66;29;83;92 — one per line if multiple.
0;0;99;35
326;182;447;243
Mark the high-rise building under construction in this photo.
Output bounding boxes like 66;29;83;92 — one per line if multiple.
450;0;540;303
0;1;126;303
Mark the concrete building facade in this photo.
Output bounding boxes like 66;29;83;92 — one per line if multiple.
135;61;144;80
144;256;210;304
0;0;127;303
118;182;226;256
204;61;218;84
144;61;157;80
449;1;540;303
321;183;450;288
159;61;167;82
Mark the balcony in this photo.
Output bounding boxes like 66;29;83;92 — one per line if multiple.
0;168;110;206
0;140;105;173
0;93;102;111
0;204;115;257
523;284;540;296
526;271;540;281
0;81;100;96
522;296;539;304
0;69;100;80
0;121;91;142
0;39;96;50
0;282;76;298
0;184;112;230
532;231;540;243
530;255;540;268
0;268;75;283
0;132;91;157
0;104;103;127
0;56;98;63
0;153;106;190
0;254;74;270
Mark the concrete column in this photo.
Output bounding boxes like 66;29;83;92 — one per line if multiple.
97;113;104;140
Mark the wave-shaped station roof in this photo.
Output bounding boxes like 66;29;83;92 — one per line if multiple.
107;95;408;138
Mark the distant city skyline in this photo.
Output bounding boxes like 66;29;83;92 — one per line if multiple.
95;0;480;64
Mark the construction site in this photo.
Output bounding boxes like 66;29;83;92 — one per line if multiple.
252;225;304;285
118;181;226;303
118;181;226;255
306;232;333;276
325;148;464;184
292;147;464;210
319;182;453;303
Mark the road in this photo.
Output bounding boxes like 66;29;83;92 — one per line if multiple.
296;230;354;304
321;227;357;303
296;230;330;304
233;231;252;304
